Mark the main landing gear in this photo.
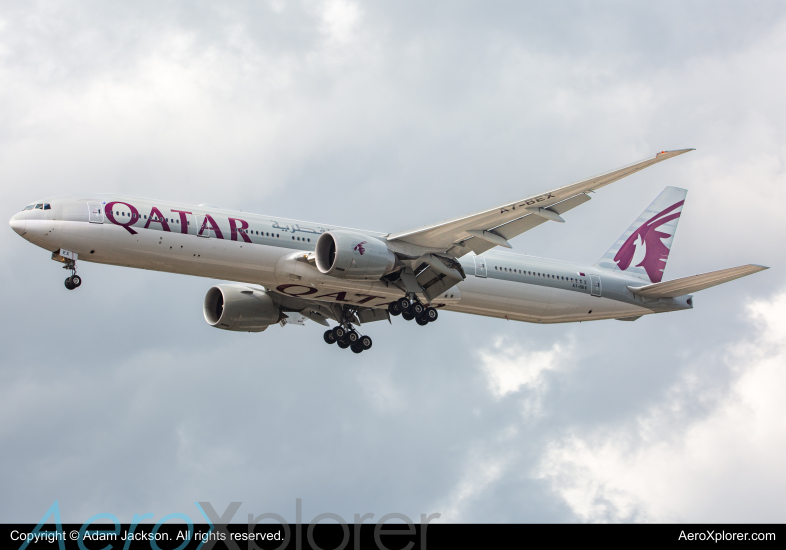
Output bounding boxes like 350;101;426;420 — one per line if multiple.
63;259;82;290
323;325;373;354
387;296;438;326
323;305;373;354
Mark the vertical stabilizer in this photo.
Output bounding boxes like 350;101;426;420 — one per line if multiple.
595;186;687;283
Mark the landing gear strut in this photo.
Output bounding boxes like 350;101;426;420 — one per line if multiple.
323;306;373;354
389;296;438;327
63;259;82;290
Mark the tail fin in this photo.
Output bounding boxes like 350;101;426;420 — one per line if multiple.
595;186;687;283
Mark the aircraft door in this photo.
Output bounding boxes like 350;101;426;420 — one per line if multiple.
87;202;104;224
590;274;602;297
474;256;487;278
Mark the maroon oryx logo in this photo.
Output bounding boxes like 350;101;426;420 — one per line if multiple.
614;201;684;283
354;241;367;255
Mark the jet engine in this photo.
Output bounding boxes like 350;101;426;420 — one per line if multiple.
315;230;397;280
203;285;281;332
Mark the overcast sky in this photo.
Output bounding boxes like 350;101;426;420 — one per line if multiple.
2;0;786;524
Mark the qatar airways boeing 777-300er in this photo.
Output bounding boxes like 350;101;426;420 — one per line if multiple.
9;149;768;353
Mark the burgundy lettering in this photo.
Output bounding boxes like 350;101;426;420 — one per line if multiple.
105;201;140;235
144;207;171;232
228;217;251;243
276;284;318;296
171;209;192;234
198;214;224;239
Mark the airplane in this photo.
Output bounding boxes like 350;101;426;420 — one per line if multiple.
9;149;768;354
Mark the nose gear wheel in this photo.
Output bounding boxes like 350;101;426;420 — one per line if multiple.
61;258;82;290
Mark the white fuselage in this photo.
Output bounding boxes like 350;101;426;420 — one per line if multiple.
10;195;691;324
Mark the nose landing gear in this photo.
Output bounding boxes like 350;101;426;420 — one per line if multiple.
64;274;82;290
62;258;82;290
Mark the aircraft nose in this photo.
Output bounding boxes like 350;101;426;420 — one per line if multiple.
9;212;26;236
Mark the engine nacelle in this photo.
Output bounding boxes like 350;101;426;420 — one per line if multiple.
315;230;396;280
203;285;280;332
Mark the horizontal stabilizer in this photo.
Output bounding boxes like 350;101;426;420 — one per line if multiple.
628;264;768;298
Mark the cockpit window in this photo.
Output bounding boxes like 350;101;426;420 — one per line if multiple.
23;205;34;211
43;204;51;210
35;204;43;209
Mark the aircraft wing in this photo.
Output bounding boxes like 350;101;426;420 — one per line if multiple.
269;291;391;326
387;149;694;256
627;265;769;298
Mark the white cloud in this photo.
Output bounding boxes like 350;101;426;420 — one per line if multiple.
438;452;508;522
478;338;568;400
536;291;786;522
320;0;361;45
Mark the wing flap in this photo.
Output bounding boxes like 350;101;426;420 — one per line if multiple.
628;265;769;298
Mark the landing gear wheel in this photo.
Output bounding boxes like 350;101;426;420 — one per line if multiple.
350;342;364;354
337;340;350;349
397;297;411;311
402;310;415;321
411;302;425;316
323;330;337;344
360;335;372;350
425;307;438;322
64;277;75;290
333;326;346;340
388;302;402;316
416;316;429;326
71;275;82;288
347;331;359;344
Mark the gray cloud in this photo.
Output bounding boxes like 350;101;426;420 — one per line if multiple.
1;0;785;523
